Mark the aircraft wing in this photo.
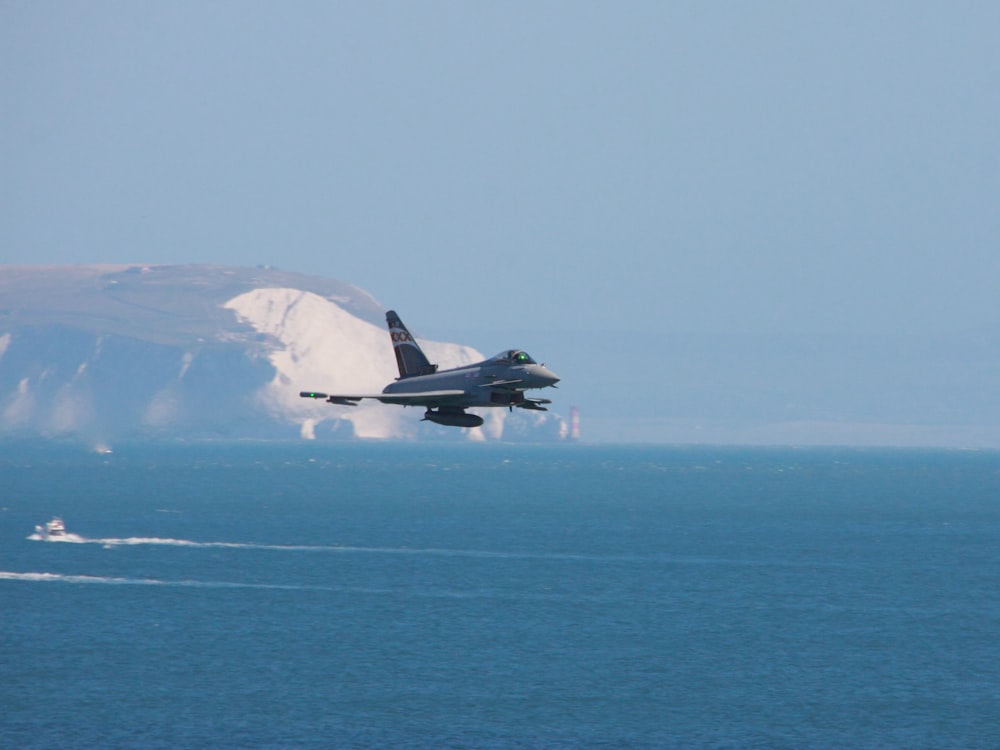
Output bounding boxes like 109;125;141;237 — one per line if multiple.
300;390;467;408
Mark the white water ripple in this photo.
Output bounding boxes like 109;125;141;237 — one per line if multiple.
26;532;619;561
0;570;603;603
0;570;371;592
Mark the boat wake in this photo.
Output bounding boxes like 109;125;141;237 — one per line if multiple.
0;570;590;603
27;520;363;551
25;533;479;555
26;533;322;550
0;570;362;591
27;532;89;543
25;530;592;559
26;519;648;562
23;530;861;570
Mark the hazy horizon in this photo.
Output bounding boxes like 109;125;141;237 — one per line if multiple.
3;3;998;445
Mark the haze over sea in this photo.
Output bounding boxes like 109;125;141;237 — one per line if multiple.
3;442;998;749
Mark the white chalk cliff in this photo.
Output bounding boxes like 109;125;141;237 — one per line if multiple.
224;288;504;440
0;265;561;442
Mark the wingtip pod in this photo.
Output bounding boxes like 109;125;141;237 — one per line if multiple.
300;391;328;399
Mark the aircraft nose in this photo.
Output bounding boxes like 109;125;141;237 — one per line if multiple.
533;365;560;387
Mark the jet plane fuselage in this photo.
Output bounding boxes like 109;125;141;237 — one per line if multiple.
300;311;560;428
381;351;560;408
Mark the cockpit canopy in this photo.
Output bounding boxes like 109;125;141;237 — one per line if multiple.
490;349;537;365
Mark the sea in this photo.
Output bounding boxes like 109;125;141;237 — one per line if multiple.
2;441;998;749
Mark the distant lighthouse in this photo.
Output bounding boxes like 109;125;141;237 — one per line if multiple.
569;406;580;441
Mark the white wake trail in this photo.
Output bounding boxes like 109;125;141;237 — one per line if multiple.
0;570;592;603
28;533;349;551
0;570;341;591
27;531;626;561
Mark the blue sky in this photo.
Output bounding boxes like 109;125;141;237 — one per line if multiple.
3;2;999;443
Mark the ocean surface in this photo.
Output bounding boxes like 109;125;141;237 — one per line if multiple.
2;442;999;749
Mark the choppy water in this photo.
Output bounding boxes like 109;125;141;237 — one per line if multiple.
2;442;999;748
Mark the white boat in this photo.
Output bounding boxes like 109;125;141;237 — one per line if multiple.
34;517;67;539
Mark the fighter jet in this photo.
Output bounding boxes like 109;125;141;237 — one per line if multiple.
300;311;560;427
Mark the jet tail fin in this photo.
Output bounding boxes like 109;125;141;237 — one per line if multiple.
386;310;437;378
